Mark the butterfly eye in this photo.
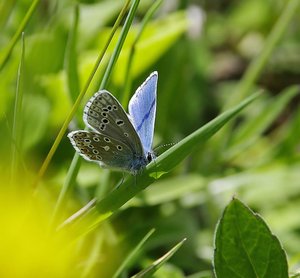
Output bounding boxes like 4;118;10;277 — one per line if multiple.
124;133;128;137
84;139;91;143
104;137;110;142
102;118;109;124
107;105;112;110
100;124;105;131
147;153;152;163
101;112;107;117
92;149;99;154
88;145;94;149
117;145;123;150
93;137;100;142
96;155;102;160
102;108;109;112
113;105;117;110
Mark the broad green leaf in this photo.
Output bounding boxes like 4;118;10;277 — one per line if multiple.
213;198;288;278
131;238;186;278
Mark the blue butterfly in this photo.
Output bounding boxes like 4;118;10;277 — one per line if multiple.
68;71;157;174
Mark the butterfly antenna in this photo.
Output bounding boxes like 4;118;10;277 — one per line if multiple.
153;142;177;154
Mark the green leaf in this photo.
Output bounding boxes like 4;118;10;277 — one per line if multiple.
213;198;288;278
131;238;186;278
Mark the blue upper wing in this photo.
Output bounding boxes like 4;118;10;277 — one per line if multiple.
128;72;158;155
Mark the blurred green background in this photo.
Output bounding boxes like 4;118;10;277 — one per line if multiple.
1;0;300;277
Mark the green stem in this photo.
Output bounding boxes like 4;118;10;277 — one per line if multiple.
0;0;40;70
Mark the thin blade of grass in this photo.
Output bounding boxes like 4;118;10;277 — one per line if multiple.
0;0;40;70
224;0;300;110
11;32;25;184
35;0;131;190
100;0;140;90
51;0;139;225
121;0;163;106
112;228;156;278
131;238;186;278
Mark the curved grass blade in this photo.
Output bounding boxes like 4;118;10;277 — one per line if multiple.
51;0;137;225
131;238;186;278
112;229;155;278
35;0;131;190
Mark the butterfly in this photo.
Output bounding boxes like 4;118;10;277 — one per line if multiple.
68;71;158;174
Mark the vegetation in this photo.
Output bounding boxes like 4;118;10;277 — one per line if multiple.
1;0;300;277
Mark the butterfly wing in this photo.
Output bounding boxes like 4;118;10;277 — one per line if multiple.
68;131;146;172
83;90;144;157
128;72;157;155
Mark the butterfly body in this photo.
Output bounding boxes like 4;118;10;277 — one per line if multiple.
68;72;158;174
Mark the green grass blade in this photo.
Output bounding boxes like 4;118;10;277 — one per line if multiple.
112;228;155;278
224;0;300;110
34;0;131;189
226;86;300;159
122;0;163;106
131;238;186;278
51;0;137;224
100;0;140;90
11;32;25;183
60;92;260;235
0;0;40;70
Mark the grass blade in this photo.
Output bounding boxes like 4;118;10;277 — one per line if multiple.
60;92;260;235
35;0;131;190
224;0;300;110
113;228;155;278
11;32;25;184
131;238;186;278
122;0;163;106
0;0;40;70
51;0;137;224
